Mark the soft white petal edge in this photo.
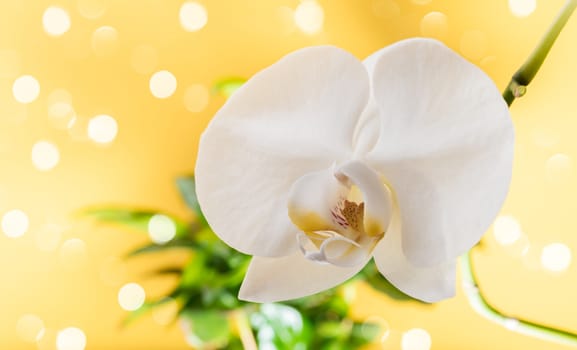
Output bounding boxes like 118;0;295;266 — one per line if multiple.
195;46;370;257
373;211;456;302
287;166;347;233
239;252;365;303
366;38;514;267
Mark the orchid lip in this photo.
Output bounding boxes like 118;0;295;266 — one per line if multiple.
288;160;393;267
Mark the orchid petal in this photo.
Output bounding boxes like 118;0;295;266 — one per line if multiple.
319;233;380;267
366;38;514;266
196;46;370;257
297;231;378;268
239;251;365;302
373;212;456;302
352;99;380;157
287;166;347;234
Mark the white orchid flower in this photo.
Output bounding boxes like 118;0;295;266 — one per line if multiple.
195;38;514;303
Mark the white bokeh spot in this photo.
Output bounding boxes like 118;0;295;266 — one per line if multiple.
509;0;537;17
13;75;40;104
16;314;45;343
148;214;177;244
541;243;572;272
43;7;71;36
32;141;60;171
88;114;118;144
149;70;177;99
56;327;86;350
91;26;119;56
294;1;324;34
402;328;432;350
118;283;146;311
493;215;522;246
2;209;30;238
179;2;208;32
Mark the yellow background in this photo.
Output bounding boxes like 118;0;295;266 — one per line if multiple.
1;0;576;349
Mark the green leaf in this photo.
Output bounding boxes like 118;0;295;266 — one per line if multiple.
316;320;351;339
146;266;183;277
360;261;422;302
83;207;189;239
181;252;207;287
251;303;312;350
121;297;175;327
212;77;246;98
225;337;246;350
176;176;204;220
126;239;197;257
174;248;248;311
351;321;382;344
180;310;232;349
220;257;250;287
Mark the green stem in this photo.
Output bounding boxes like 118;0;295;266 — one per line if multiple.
231;309;258;350
467;2;577;344
503;0;577;106
460;251;577;347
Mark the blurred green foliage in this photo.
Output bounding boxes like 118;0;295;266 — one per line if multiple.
213;77;247;98
85;175;419;349
83;79;420;349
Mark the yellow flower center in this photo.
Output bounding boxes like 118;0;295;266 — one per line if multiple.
287;160;392;267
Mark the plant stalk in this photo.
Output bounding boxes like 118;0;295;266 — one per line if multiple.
460;251;577;347
231;310;258;350
465;1;577;345
503;0;577;106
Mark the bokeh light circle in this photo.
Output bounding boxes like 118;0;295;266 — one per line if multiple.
493;215;522;246
2;209;30;238
294;1;324;34
56;327;86;350
118;283;146;311
179;2;208;32
541;243;572;272
363;316;391;343
148;214;177;244
78;0;108;19
88;114;118;144
48;101;75;129
32;141;60;171
91;26;119;56
149;70;177;98
420;12;448;40
183;84;210;113
42;7;71;36
402;328;432;350
509;0;537;17
16;314;45;342
13;75;40;104
545;153;573;183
